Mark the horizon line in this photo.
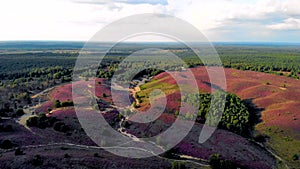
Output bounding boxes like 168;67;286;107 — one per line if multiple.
0;40;300;44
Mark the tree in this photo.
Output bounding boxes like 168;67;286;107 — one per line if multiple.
27;116;38;127
64;153;71;158
0;140;14;149
209;154;237;169
185;92;251;136
282;83;287;88
132;101;137;108
209;154;221;169
26;114;57;129
94;153;100;157
174;110;179;118
32;155;43;166
293;154;299;161
60;101;74;107
15;148;25;156
16;108;24;116
171;161;186;169
54;100;61;108
53;121;70;133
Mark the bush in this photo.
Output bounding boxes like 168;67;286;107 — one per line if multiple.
0;140;14;149
15;148;25;156
60;101;74;107
26;116;38;127
0;124;13;132
54;100;61;108
53;121;70;133
16;108;25;116
60;147;68;150
64;153;71;158
93;153;100;157
209;154;221;169
254;134;268;143
292;154;299;161
209;154;237;169
132;102;138;108
32;155;43;166
47;107;52;112
171;161;186;169
121;120;131;128
26;114;57;129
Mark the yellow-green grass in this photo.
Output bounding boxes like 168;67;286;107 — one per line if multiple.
257;125;300;169
138;79;179;105
138;76;198;105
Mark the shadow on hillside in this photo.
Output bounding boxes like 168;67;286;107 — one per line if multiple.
243;98;264;136
203;81;226;92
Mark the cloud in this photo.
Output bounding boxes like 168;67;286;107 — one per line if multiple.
267;18;300;30
0;0;299;41
282;0;300;17
169;0;300;29
72;0;168;5
165;0;300;41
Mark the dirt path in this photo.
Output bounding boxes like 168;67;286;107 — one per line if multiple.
16;83;64;132
0;142;209;167
3;80;209;168
253;141;290;169
129;86;141;106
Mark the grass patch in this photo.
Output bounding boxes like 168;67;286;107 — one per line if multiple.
138;79;179;105
262;126;300;169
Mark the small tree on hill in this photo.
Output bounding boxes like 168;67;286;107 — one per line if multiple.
54;100;61;108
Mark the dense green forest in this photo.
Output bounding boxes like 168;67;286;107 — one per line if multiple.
183;92;251;136
1;43;300;82
0;42;300;114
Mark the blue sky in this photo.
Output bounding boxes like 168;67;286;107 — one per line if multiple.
0;0;299;42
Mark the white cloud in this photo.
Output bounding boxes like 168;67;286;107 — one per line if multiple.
72;0;168;5
0;0;102;40
0;0;299;41
0;0;166;41
282;0;300;17
267;18;300;30
165;0;300;41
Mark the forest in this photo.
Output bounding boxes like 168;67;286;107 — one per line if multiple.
1;42;300;118
183;92;252;136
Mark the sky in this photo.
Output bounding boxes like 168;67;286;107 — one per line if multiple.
0;0;299;42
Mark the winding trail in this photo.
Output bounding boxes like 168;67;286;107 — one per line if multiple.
253;141;290;169
8;77;286;169
15;83;67;132
0;142;209;167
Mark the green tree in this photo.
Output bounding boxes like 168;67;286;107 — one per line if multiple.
54;100;61;108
